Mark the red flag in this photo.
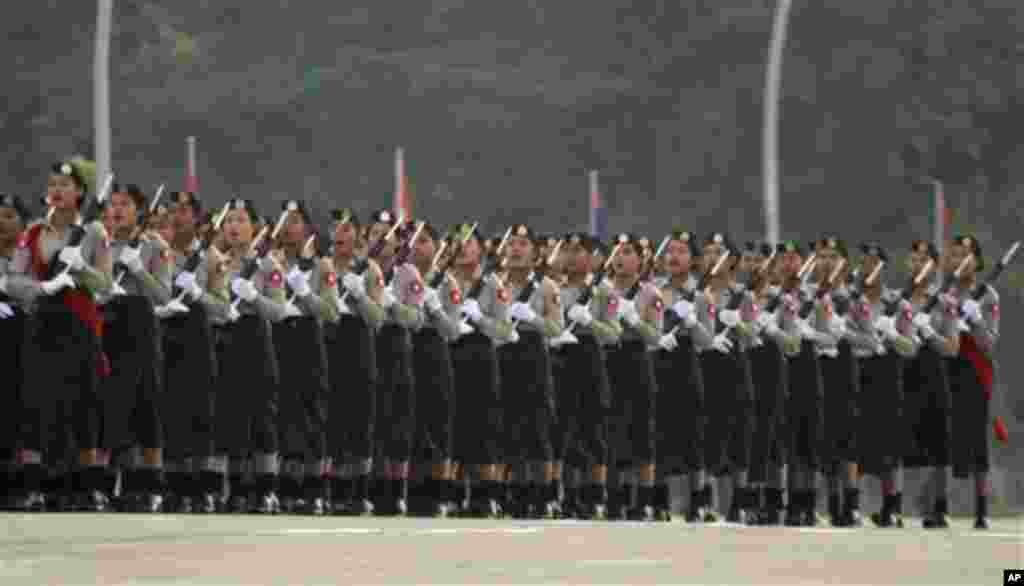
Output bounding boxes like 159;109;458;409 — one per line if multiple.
185;136;199;193
994;416;1009;445
960;332;1006;444
393;147;412;221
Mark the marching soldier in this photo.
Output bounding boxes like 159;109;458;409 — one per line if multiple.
653;230;713;522
321;209;386;516
807;237;863;526
162;191;229;513
13;162;114;511
499;224;564;518
902;240;958;528
450;223;514;518
606;233;663;521
555;232;622;520
216;199;288;514
944;235;1000;529
845;242;917;528
370;211;426;516
100;184;173;512
0;194;30;509
410;223;466;517
269;200;333;515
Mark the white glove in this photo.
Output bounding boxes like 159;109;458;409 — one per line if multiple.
961;299;983;323
119;246;144;274
286;267;311;298
341;272;365;299
875;315;898;339
797;319;818;340
0;302;14;319
456;319;475;337
109;280;127;297
712;332;733;354
829;315;847;336
658;332;679;351
461;299;483;322
875;342;887;356
381;286;397;309
671;300;693;321
58;246;86;271
567;304;593;326
41;272;76;295
509;302;537;323
507;329;521;344
226;303;241;322
912;312;932;330
231;278;259;302
756;311;774;330
282;300;303;318
336;294;353;315
175;271;204;302
719;309;740;329
918;324;937;340
155;298;190;318
424;288;443;314
549;329;579;348
956;318;970;332
0;274;7;293
619;299;640;327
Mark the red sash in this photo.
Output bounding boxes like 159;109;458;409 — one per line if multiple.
25;224;110;377
958;331;1007;445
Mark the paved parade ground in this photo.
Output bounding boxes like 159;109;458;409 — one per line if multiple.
1;513;1021;585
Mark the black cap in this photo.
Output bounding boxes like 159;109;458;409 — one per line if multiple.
702;232;736;255
508;223;536;242
911;239;939;262
50;161;87;190
859;241;888;262
280;199;311;224
330;208;360;229
611;232;644;256
450;222;484;245
370;209;397;226
0;193;29;219
952;234;985;271
817;236;848;258
565;231;595;252
778;240;806;256
172;191;202;214
226;198;259;220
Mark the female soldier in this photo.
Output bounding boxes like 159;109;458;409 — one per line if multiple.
321;209;386;516
215;199;288;514
161;191;230;514
270;200;334;515
12;162;113;511
0;194;30;509
606;233;663;521
903;240;959;528
410;223;468;517
555;232;622;520
944;235;1000;530
499;224;564;519
100;184;173;512
450;223;514;518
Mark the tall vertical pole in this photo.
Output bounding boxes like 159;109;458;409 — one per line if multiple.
185;136;199;192
94;0;114;191
762;0;793;247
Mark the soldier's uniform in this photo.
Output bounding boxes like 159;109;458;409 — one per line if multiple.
161;191;229;513
499;224;563;519
555;232;621;520
901;241;957;528
320;209;386;516
270;201;334;515
944;235;1000;529
450;224;514;517
99;186;174;512
0;194;30;509
216;199;288;514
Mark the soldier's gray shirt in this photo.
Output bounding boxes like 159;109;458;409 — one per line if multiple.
8;221;113;311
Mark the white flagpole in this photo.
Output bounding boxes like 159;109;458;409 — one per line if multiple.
186;136;198;192
762;0;793;247
394;146;405;220
94;0;114;193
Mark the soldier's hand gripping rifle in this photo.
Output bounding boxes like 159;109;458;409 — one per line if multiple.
338;215;405;303
383;220;427;286
45;173;115;284
464;225;513;302
797;257;847;319
661;241;728;332
509;238;564;326
428;222;477;289
283;232;321;307
565;241;622;333
762;249;817;314
881;257;935;317
169;201;231;303
926;241;1020;315
113;184;166;287
228;205;292;313
921;253;972;314
622;236;670;302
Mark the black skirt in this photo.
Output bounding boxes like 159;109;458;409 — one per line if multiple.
214;314;280;456
787;340;824;470
653;333;705;474
607;340;658;467
821;341;860;470
699;342;755;475
748;337;788;481
451;331;502;465
858;353;905;476
555;334;611;469
161;301;218;459
412;327;455;462
375;324;415;461
947;354;990;479
324;315;376;461
903;345;951;468
99;295;164;451
0;301;26;457
498;329;555;463
273;315;329;460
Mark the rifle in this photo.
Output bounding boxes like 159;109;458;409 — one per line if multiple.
227;205;292;313
169;201;230;303
113;184;166;287
508;238;564;326
465;226;513;301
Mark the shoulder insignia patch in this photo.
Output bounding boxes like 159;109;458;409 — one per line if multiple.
16;232;28;249
270;270;283;287
991;303;999;321
653;297;664;314
450;287;462;306
327;272;337;288
496;286;510;304
607;294;619;315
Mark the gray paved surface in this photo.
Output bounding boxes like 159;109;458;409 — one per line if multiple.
1;513;1021;585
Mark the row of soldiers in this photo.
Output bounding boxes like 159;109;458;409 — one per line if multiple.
0;161;1007;530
